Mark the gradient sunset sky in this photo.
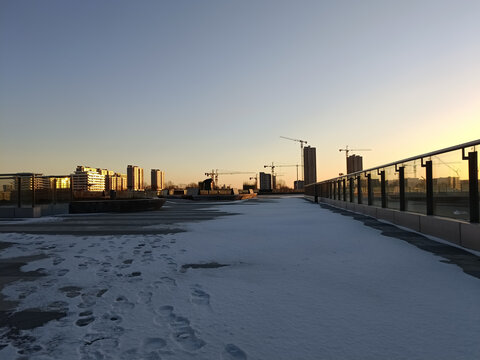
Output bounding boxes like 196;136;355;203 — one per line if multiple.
1;0;479;187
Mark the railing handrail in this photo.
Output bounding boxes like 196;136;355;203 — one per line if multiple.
313;139;480;184
0;173;70;178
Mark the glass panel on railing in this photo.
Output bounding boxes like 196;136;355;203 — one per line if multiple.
432;149;469;221
345;179;350;202
19;176;33;206
35;176;53;205
53;176;72;203
385;166;400;210
370;171;381;207
360;173;368;204
404;159;426;214
352;176;358;203
0;177;16;207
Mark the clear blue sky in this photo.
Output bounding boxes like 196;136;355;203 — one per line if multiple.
1;0;479;187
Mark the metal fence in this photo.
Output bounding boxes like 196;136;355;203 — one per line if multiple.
305;140;479;223
0;173;74;208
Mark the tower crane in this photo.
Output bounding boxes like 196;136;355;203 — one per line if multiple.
280;136;308;181
264;163;299;189
263;162;276;189
339;145;371;173
204;170;256;188
276;164;300;183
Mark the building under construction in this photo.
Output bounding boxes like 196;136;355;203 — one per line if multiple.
347;155;363;174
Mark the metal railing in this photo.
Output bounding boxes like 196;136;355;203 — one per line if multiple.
305;140;479;223
0;173;74;208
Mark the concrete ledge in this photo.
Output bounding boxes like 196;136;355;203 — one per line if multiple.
345;202;356;212
376;208;395;223
14;207;41;218
419;216;462;245
39;204;69;216
460;223;480;251
0;207;15;218
393;211;421;232
313;196;479;252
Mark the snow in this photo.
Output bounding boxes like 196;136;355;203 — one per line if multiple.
1;196;480;359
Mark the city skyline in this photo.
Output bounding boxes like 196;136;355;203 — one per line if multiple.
1;1;479;188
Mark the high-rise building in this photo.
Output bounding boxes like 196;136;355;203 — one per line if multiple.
303;146;317;185
347;155;363;174
259;172;272;191
105;172;128;191
127;165;144;191
151;169;165;191
72;166;106;192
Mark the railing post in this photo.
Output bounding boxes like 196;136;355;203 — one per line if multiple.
70;175;74;201
342;178;346;201
468;151;479;223
337;180;341;200
399;166;405;211
357;176;362;204
349;178;354;202
380;170;386;208
367;173;372;205
17;176;21;208
423;160;433;215
53;178;57;205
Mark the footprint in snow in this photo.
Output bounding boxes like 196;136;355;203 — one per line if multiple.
52;256;65;266
143;337;167;352
137;290;153;304
222;344;248;360
190;288;210;306
57;268;69;276
152;277;177;289
76;316;95;327
113;295;135;312
157;305;174;314
172;327;206;352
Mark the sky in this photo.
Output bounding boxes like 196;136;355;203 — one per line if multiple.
1;0;479;188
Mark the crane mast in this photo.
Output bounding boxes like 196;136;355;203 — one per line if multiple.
280;136;308;181
338;146;372;173
204;170;256;188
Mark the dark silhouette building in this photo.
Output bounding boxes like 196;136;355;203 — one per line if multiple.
259;172;272;191
303;146;317;185
347;155;363;174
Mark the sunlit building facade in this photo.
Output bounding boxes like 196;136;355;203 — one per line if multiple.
72;166;106;192
151;169;165;191
127;165;144;191
51;177;71;189
106;172;128;191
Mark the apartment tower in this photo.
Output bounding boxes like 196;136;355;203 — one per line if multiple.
151;169;165;191
303;146;317;185
127;165;144;191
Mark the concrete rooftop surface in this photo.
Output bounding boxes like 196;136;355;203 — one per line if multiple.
1;196;480;359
